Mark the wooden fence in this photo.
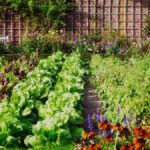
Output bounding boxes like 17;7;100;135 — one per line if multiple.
0;0;150;44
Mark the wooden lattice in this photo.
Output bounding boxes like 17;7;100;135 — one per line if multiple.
0;10;26;44
65;0;150;41
0;0;149;44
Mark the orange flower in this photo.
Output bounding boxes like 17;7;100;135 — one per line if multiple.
98;121;112;130
88;144;101;150
114;123;124;131
102;136;114;142
82;132;96;140
133;138;146;149
133;127;149;138
81;145;88;150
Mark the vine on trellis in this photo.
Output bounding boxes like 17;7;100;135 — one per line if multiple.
0;0;73;33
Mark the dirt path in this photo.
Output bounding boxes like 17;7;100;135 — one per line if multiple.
82;77;103;130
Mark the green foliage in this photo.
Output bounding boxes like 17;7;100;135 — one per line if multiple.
90;53;150;124
121;41;150;59
25;51;85;148
20;30;72;54
0;52;64;147
0;42;18;54
0;51;86;148
1;0;73;32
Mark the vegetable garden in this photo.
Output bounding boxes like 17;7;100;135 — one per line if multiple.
0;0;150;150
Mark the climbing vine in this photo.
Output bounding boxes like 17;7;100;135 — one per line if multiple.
1;0;73;32
144;15;150;36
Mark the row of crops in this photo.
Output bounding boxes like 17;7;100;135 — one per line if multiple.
0;51;85;149
90;53;150;124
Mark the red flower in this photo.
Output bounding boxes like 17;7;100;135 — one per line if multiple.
81;132;96;141
133;138;146;149
102;136;114;142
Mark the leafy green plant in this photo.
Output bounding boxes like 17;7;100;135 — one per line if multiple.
24;51;86;148
0;51;64;148
90;53;150;124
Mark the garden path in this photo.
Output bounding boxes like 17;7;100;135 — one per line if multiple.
82;77;103;130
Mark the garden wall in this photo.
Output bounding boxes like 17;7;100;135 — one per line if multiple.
0;0;149;43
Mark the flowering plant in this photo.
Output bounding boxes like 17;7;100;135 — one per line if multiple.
80;111;150;150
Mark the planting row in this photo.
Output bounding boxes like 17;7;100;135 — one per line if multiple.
24;51;86;148
0;51;86;149
0;52;64;148
90;53;150;124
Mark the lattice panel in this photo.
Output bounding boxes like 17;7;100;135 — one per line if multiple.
0;10;26;44
65;0;150;41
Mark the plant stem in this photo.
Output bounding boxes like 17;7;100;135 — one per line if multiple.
114;131;119;150
121;136;125;146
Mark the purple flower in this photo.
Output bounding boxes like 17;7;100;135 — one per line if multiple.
99;47;105;53
96;111;101;123
116;106;120;115
106;129;113;137
123;114;128;127
128;112;133;125
87;114;93;131
136;116;139;125
102;116;106;121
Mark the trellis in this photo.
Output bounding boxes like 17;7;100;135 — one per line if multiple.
0;10;26;44
65;0;150;40
0;0;149;44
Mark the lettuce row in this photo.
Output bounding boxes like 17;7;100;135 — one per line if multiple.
24;51;85;148
0;51;64;147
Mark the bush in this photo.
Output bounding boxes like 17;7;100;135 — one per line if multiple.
20;30;72;54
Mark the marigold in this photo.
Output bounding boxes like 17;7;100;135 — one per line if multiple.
133;138;146;149
81;132;96;141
